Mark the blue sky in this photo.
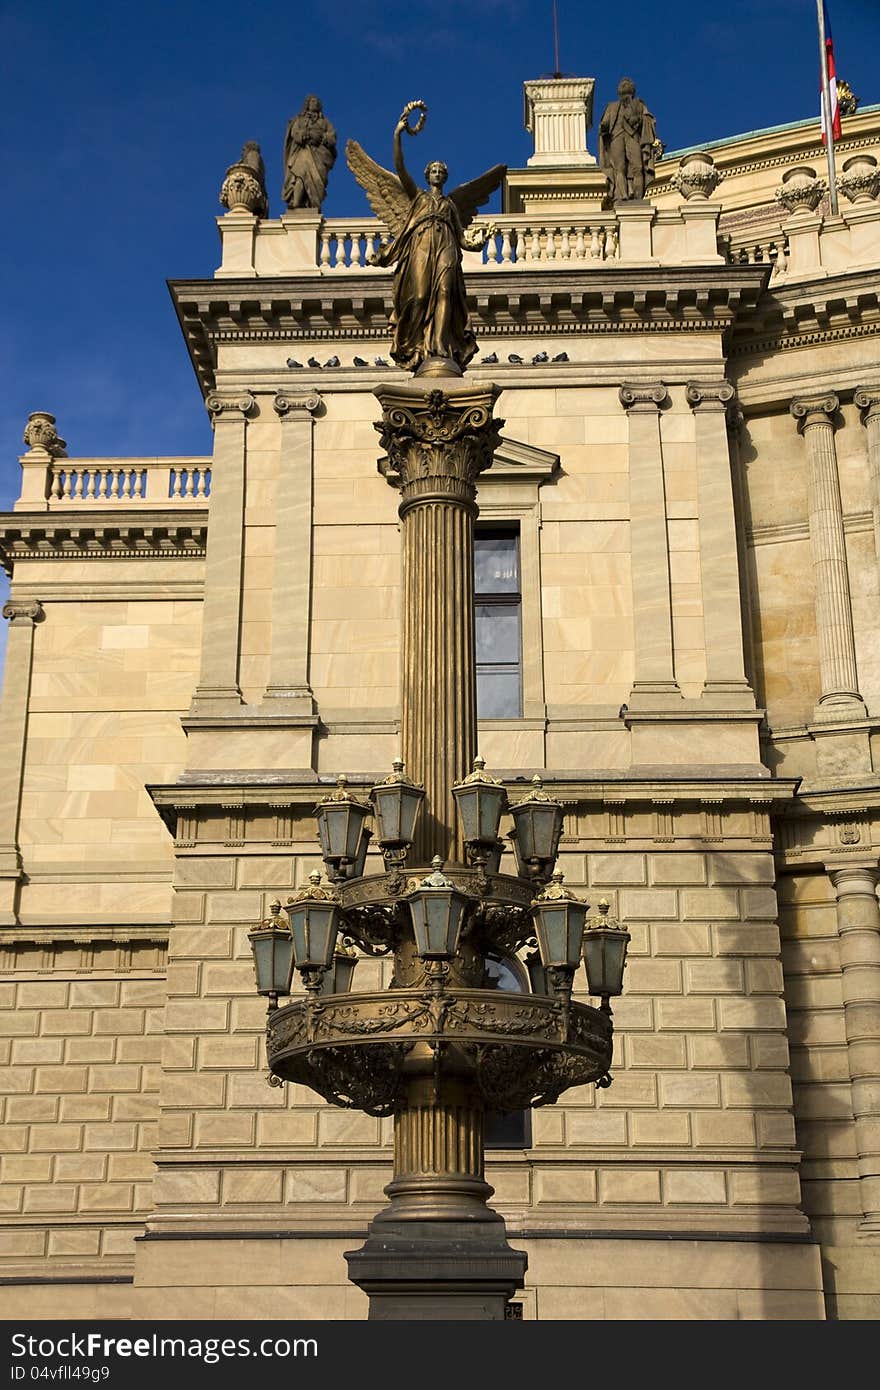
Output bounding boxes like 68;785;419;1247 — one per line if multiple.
1;0;878;656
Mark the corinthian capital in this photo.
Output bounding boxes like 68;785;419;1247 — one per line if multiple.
686;380;736;412
274;390;322;419
374;382;503;514
2;600;45;625
619;383;668;413
854;385;880;423
790;393;839;431
205;392;256;422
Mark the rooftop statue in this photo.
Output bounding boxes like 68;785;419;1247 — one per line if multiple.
598;78;659;202
282;95;337;211
346;101;505;376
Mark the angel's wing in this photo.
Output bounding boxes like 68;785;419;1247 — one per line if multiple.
345;140;411;238
448;164;506;228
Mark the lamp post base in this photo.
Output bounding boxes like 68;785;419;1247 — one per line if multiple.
345;1218;528;1320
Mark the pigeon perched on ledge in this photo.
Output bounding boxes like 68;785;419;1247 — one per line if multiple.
552;351;569;363
286;358;303;368
374;357;389;367
481;352;498;364
507;353;523;364
307;357;322;368
532;351;549;364
324;356;340;368
353;357;368;367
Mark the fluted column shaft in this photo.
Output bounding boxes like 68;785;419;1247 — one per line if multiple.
855;385;880;574
620;383;681;704
376;381;502;863
790;394;865;718
687;382;753;702
263;391;321;713
828;866;880;1229
0;600;44;923
190;392;254;713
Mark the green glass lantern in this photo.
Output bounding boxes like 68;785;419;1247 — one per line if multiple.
531;871;588;971
248;900;294;1004
320;939;358;995
452;756;507;855
582;900;631;1004
370;758;425;853
407;857;471;959
509;775;564;881
315;774;371;880
286;871;342;975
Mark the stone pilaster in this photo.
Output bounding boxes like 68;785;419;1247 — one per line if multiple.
262;391;322;714
376;380;502;864
828;866;880;1230
687;382;754;706
0;599;44;923
188;392;255;715
790;394;866;722
620;383;681;706
855;385;880;572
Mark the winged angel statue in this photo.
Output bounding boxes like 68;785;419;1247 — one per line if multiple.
346;102;505;375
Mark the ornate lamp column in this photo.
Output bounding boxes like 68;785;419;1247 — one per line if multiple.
376;382;502;863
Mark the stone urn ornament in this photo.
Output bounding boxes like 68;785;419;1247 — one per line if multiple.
220;142;269;218
839;154;880;205
673;150;722;200
776;165;826;216
23;411;66;457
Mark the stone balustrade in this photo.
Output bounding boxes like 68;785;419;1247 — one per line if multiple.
15;457;212;511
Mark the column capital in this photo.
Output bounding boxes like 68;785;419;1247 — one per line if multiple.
375;381;502;516
686;380;736;413
854;384;880;423
205;391;255;422
828;864;880;896
2;599;44;626
619;383;668;413
790;393;839;431
273;390;322;419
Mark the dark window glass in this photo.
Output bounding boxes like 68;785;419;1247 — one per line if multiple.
484;951;532;1150
475;529;522;719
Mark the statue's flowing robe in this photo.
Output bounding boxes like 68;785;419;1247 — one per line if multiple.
282;115;336;209
376;190;476;372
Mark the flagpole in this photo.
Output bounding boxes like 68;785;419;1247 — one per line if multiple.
817;0;840;215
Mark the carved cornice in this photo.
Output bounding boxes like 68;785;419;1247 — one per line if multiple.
274;390;322;418
686;380;736;413
170;266;767;395
619;383;668;412
205;391;255;421
790;392;839;431
0;511;208;574
2;599;44;625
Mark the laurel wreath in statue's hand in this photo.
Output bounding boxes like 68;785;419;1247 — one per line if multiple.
399;100;427;136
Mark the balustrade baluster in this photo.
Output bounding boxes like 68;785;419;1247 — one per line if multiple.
71;472;81;500
350;231;362;268
110;471;119;500
590;227;600;259
51;470;63;500
501;229;513;264
85;472;96;500
319;230;332;268
335;231;348;269
559;227;571;260
171;469;182;498
196;470;207;498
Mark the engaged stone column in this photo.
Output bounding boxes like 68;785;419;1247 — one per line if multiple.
0;600;44;923
687;382;753;705
855;385;880;569
189;392;255;714
376;381;502;863
620;383;681;705
263;390;322;714
828;866;880;1230
790;394;866;720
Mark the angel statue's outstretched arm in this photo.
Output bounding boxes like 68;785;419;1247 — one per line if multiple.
391;102;423;203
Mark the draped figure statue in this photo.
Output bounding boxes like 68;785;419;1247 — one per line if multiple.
346;102;505;375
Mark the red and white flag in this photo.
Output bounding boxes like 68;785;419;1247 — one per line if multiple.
821;1;842;144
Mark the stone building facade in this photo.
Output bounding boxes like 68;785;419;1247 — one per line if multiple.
1;80;880;1320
